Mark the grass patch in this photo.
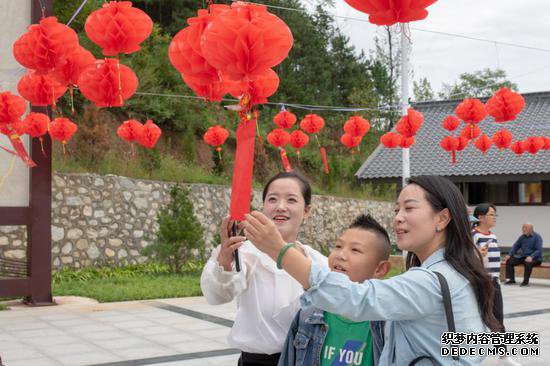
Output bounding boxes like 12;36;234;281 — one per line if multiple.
0;304;9;311
385;266;404;279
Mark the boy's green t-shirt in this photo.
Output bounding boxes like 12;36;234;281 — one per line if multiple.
320;312;374;366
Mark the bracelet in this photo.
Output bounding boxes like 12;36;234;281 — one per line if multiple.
277;243;295;270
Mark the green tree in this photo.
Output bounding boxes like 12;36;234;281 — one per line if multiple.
142;185;204;273
413;77;435;102
439;68;518;99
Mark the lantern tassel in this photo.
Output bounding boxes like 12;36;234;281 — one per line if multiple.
451;150;456;165
320;146;329;174
279;148;292;172
8;133;36;167
216;146;222;161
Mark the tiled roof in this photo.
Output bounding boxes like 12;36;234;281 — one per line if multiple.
356;91;550;180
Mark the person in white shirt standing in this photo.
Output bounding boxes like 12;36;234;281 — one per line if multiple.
473;203;521;366
200;171;327;366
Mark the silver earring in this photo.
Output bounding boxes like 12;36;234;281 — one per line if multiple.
435;227;441;233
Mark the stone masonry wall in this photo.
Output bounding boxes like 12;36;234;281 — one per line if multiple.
0;173;394;269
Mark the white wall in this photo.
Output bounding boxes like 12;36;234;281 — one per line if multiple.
493;206;550;249
0;0;31;206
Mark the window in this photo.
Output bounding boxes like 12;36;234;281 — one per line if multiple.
518;182;542;204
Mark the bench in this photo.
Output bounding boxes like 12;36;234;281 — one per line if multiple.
499;261;550;281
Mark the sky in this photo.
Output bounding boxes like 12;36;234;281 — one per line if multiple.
305;0;550;96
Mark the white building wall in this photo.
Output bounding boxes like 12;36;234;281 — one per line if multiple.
493;205;550;250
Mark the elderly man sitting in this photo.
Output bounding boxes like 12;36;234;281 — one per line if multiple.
504;223;543;286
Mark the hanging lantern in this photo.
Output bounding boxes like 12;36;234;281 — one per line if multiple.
456;136;469;152
0;120;27;137
525;136;545;154
399;135;415;148
299;114;325;134
289;130;309;155
455;98;487;124
49;117;77;144
77;59;138;108
13;16;79;73
343;0;437;26
22;112;50;138
232;68;279;106
52;46;96;86
380;132;402;148
395;108;423;138
85;1;153;56
267;128;291;148
340;133;361;150
442;115;460;132
492;129;513;150
17;71;68;106
344;116;371;137
474;134;492;155
274;109;297;129
460;124;481;140
0;91;26;125
510;140;526;155
201;2;293;81
203;125;229;151
117;119;144;143
137;120;162;149
485;88;525;123
440;136;459;165
543;137;550;150
182;74;231;102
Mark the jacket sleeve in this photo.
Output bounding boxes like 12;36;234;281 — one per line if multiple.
509;236;521;256
531;234;543;260
277;310;300;366
200;244;250;305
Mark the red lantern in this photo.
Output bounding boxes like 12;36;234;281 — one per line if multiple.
492;129;513;150
440;136;459;165
17;71;68;106
399;135;415;148
300;114;325;134
53;46;96;86
274;110;297;129
49;117;77;144
543;137;550;150
395;108;423;138
137;120;161;149
510;141;526;155
117;119;143;143
182;74;231;102
525;136;545;154
201;2;293;81
237;68;279;105
442;115;460;132
455;98;487;124
456;136;469;151
344;0;437;26
203;125;229;151
460;124;481;140
344;116;371;137
485;88;525;123
474;134;492;155
340;133;361;149
22;112;50;138
78;59;138;107
289;130;309;154
0;91;26;125
380;132;401;148
0;120;26;137
267;128;291;147
13;16;79;73
85;1;153;56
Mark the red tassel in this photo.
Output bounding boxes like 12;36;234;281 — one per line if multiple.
451;150;456;165
229;118;256;221
320;147;329;174
8;134;36;167
279;148;292;172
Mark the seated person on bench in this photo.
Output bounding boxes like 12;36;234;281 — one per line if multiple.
504;223;543;286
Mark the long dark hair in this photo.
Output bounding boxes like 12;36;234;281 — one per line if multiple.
405;176;500;332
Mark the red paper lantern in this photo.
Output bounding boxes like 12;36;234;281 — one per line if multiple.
274;110;297;129
137;120;161;149
485;88;525;123
456;136;469;151
442;115;460;132
238;68;280;105
300;114;325;134
117;119;143;143
13;16;79;73
53;46;96;86
267;128;291;148
460;124;481;140
22;112;50;138
399;135;415;148
510;141;526;155
395;108;423;138
525;136;545;154
380;132;401;148
455;98;487;124
78;59;138;107
203;125;229;151
492;129;513;150
17;71;68;106
0;120;27;137
289;130;309;154
440;136;459;164
49;117;77;144
344;116;371;137
182;74;230;102
474;134;492;155
201;2;293;81
85;1;153;56
543;137;550;150
0;91;26;125
340;133;361;149
344;0;437;26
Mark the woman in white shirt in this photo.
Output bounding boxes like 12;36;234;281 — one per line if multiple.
200;171;327;366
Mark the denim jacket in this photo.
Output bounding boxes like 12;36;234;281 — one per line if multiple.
278;306;385;366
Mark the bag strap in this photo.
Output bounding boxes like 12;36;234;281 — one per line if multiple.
433;271;459;363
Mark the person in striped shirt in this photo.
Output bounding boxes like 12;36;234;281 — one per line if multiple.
473;203;521;366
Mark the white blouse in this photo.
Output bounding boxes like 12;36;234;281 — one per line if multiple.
200;240;327;354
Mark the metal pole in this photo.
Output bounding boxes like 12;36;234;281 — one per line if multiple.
401;30;411;188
